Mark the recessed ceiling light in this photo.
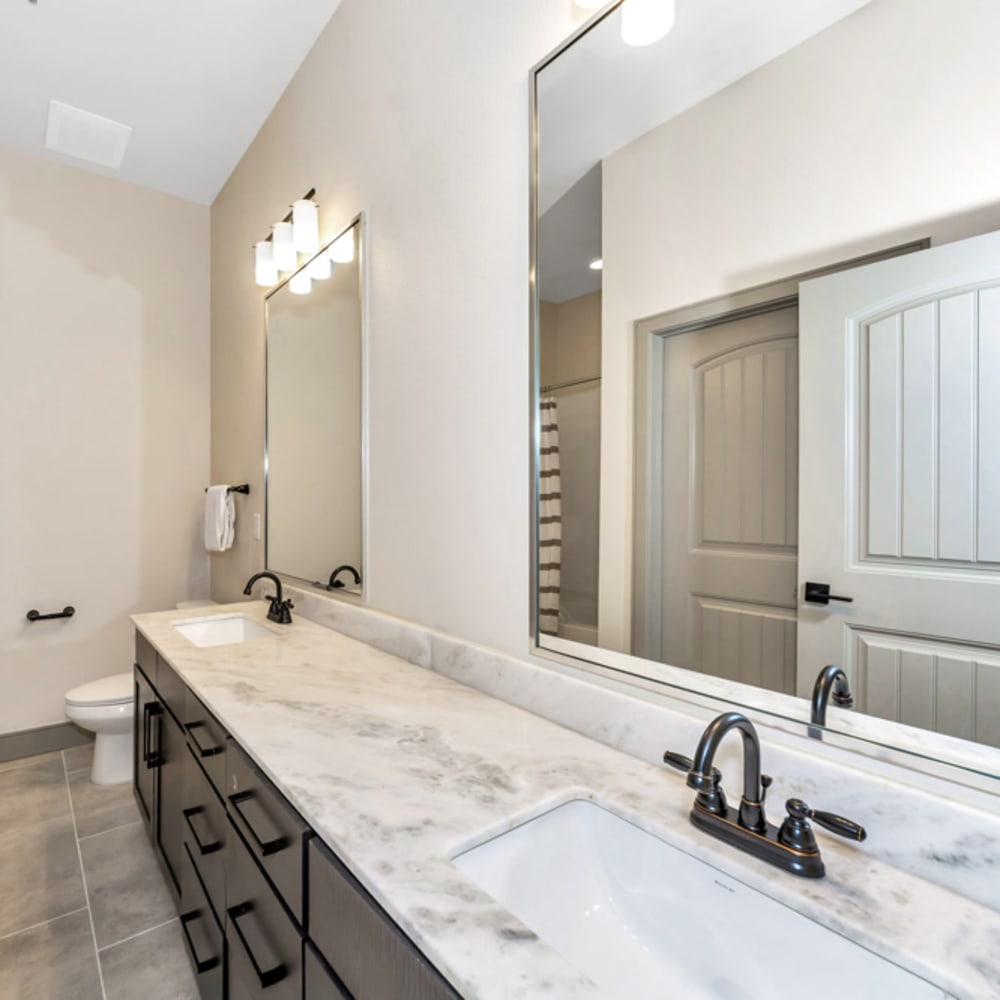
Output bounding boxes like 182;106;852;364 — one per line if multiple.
45;100;132;170
589;258;604;270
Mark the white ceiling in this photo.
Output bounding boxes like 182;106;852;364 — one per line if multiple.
0;0;345;204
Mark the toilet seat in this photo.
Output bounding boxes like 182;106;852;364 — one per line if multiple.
65;672;133;708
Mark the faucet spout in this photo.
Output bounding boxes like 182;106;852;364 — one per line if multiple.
687;712;767;832
810;664;854;728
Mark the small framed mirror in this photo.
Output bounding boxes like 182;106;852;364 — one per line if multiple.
265;217;365;596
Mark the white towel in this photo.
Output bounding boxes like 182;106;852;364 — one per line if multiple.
204;486;236;552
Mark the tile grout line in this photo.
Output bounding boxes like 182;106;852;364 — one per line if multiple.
0;906;90;944
62;749;108;1000
97;915;178;954
78;818;144;843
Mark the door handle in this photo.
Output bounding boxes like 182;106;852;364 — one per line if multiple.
804;582;854;606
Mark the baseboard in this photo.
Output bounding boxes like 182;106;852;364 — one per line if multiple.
0;721;93;763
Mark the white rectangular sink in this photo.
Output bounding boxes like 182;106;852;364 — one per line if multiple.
452;800;947;1000
173;613;277;648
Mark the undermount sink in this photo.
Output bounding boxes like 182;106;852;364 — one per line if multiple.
452;800;946;1000
173;613;277;648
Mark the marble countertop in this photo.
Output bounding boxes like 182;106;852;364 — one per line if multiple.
133;602;1000;1000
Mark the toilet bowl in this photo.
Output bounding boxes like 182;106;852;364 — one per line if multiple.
65;672;135;785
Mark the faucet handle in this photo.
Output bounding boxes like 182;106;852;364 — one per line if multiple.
662;750;694;773
786;798;867;842
662;751;722;785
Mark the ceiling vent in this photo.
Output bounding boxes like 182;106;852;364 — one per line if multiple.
45;100;132;169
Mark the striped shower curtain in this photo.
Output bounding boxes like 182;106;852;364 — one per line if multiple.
538;397;562;635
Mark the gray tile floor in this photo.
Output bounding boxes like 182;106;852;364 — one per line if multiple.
0;746;199;1000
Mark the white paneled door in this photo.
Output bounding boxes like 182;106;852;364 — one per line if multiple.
798;231;1000;746
660;308;799;691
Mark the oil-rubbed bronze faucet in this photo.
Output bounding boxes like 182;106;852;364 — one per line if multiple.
664;712;867;878
810;664;854;728
243;571;294;624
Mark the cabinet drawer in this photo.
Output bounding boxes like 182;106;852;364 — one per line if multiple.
226;743;310;925
184;690;228;797
226;818;302;1000
134;632;157;682
157;658;187;727
308;840;460;1000
304;942;351;1000
179;843;225;1000
182;745;227;924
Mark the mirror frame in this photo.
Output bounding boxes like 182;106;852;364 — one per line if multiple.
527;3;1000;788
264;211;368;602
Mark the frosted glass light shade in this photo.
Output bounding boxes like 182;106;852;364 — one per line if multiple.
621;0;675;46
329;230;355;263
272;221;298;271
574;0;606;8
307;253;332;280
254;241;278;287
289;270;311;295
292;199;320;254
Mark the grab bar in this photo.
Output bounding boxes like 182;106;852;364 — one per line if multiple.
26;606;75;622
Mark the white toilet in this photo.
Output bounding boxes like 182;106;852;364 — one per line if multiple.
65;672;135;785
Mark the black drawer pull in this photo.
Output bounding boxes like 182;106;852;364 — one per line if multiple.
179;909;220;975
142;702;162;768
228;791;289;857
228;903;287;989
183;806;222;856
186;720;224;758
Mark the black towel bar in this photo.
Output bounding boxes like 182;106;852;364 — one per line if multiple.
27;607;75;622
204;484;250;495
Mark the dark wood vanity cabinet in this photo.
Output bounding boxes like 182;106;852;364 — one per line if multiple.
133;653;186;902
132;632;462;1000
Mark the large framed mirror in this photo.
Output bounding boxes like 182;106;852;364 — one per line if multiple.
266;216;365;596
531;0;1000;780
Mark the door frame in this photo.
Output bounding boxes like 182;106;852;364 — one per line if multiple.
631;240;929;661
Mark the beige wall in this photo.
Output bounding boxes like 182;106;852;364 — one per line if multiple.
599;0;1000;650
0;146;210;734
539;291;601;617
210;0;578;652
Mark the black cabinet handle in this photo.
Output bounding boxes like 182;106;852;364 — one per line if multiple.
804;581;854;606
227;903;286;988
186;721;224;758
142;702;162;768
183;806;222;856
228;791;288;857
179;909;220;975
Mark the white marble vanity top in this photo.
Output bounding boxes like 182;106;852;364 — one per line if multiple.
133;601;1000;1000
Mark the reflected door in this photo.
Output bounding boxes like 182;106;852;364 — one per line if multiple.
659;308;799;691
798;230;1000;746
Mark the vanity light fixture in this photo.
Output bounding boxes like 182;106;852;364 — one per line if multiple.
573;0;606;8
620;0;675;47
307;252;333;280
329;230;355;264
251;187;319;288
292;198;320;254
272;221;298;272
289;270;312;295
589;258;604;270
